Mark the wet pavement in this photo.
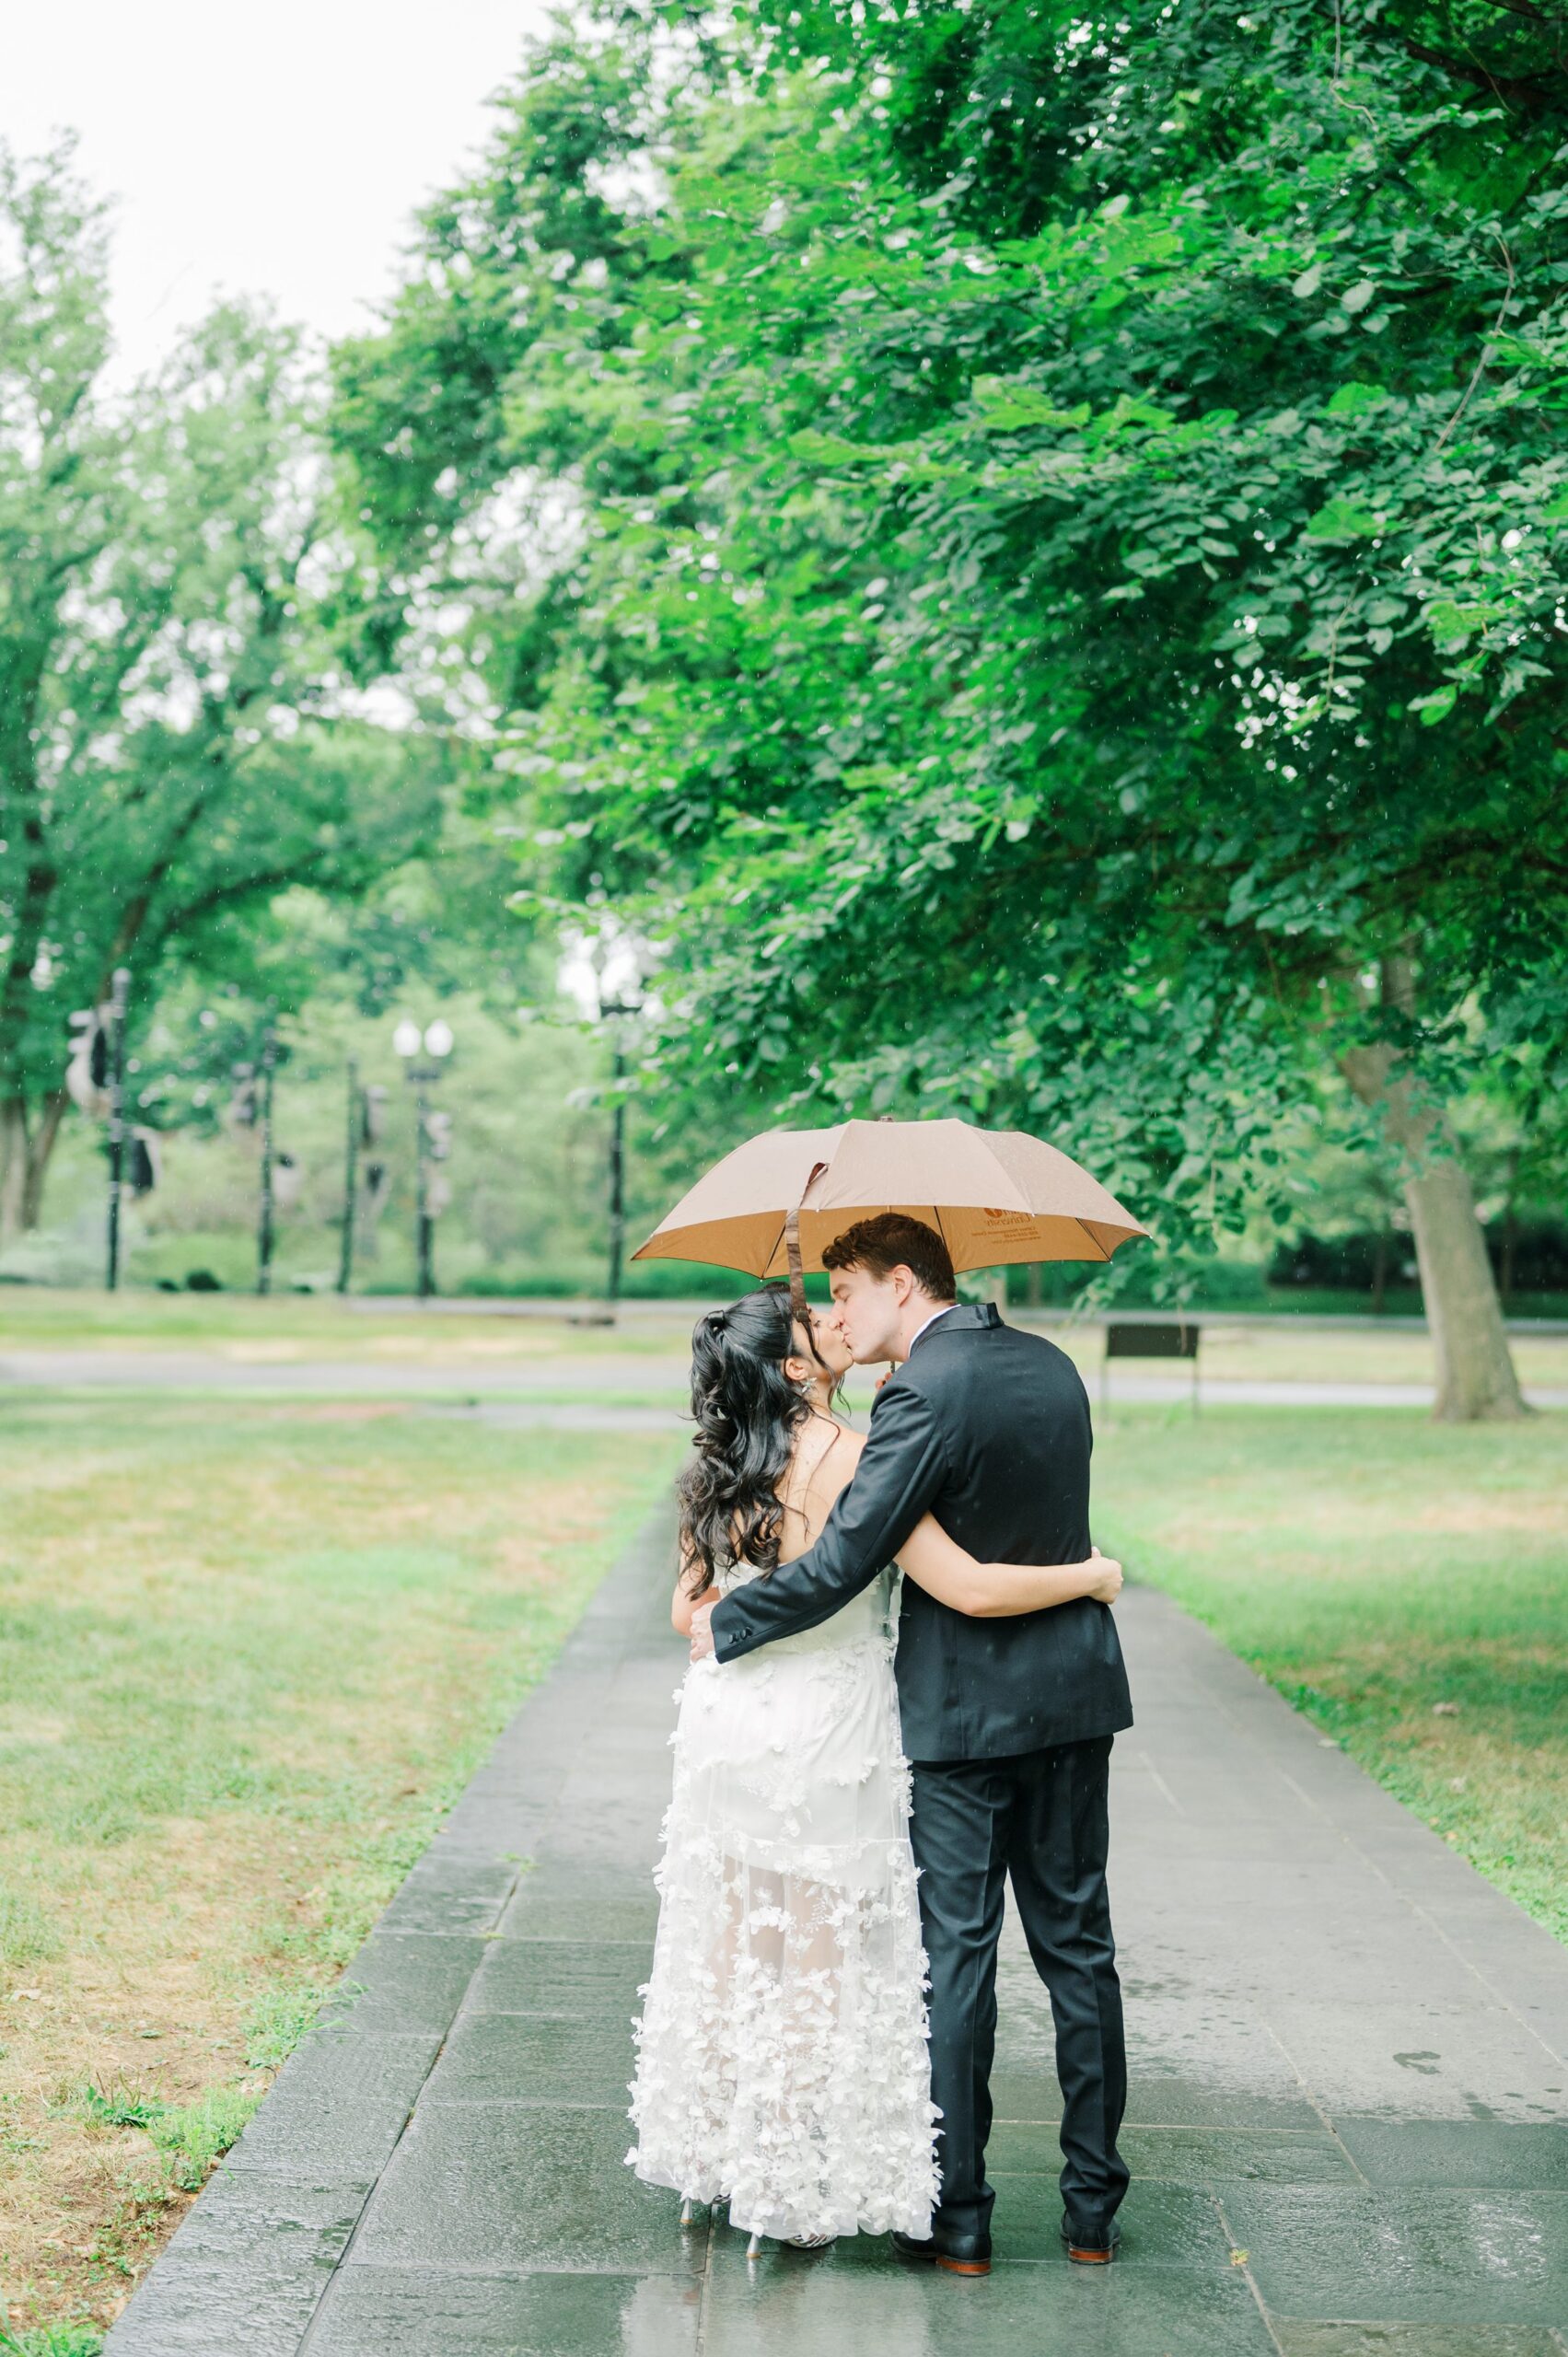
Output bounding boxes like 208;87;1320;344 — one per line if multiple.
106;1514;1568;2357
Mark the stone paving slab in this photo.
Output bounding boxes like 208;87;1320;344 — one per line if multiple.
301;2269;703;2357
107;1509;1568;2356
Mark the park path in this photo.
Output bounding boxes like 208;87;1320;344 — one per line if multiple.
6;1342;1567;1411
105;1515;1568;2357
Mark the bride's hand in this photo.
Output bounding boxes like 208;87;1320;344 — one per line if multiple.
1086;1547;1123;1605
689;1599;717;1662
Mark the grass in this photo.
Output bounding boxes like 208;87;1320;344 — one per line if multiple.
0;1395;680;2342
0;1285;679;1359
0;2328;103;2356
1095;1406;1568;1943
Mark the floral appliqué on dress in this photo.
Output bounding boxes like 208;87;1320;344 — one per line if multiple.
626;1566;940;2242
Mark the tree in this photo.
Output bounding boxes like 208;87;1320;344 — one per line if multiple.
334;3;1568;1416
0;143;441;1242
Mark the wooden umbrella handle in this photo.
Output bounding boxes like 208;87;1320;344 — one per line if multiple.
784;1160;829;1330
785;1205;807;1328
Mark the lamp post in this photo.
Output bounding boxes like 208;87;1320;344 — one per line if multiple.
337;1058;360;1295
255;1022;278;1296
104;968;131;1292
394;1017;454;1299
598;993;643;1309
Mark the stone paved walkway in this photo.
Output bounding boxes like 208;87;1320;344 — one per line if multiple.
106;1513;1568;2357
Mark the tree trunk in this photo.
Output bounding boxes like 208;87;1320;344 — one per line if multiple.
0;1097;28;1248
21;1087;69;1230
1401;1151;1525;1420
1342;957;1526;1422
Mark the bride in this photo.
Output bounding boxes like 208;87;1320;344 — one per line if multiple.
627;1284;1122;2254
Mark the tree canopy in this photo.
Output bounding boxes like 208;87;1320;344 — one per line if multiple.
0;144;443;1237
332;0;1568;1407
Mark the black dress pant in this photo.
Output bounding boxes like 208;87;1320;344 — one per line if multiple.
910;1735;1128;2245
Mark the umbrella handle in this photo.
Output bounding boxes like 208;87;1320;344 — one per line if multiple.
785;1161;829;1331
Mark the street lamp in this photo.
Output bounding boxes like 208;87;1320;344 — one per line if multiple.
598;991;644;1310
254;1020;279;1296
101;970;132;1292
394;1017;455;1299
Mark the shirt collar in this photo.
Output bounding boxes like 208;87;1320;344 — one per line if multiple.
905;1302;959;1358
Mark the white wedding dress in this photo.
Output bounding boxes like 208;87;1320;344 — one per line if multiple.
627;1560;939;2242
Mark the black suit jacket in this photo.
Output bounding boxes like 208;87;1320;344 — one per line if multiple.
708;1304;1133;1761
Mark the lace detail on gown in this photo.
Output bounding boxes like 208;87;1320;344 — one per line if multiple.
626;1565;940;2240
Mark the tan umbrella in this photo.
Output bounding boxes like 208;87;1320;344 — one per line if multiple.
633;1119;1147;1300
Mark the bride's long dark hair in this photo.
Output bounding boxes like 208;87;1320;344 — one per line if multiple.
678;1285;821;1596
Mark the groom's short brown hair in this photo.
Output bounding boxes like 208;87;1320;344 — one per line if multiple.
821;1213;958;1303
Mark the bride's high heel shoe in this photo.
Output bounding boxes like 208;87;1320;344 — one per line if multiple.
784;2233;836;2251
679;2198;696;2228
746;2231;764;2260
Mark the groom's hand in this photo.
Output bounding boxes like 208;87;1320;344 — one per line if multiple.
689;1598;717;1662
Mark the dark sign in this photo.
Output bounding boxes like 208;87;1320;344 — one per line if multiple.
1104;1321;1200;1361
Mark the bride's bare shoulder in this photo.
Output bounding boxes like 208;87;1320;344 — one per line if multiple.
782;1415;862;1507
795;1415;862;1468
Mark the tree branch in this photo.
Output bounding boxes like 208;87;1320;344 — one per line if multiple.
1432;235;1516;455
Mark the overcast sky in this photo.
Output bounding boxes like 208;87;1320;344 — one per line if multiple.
6;0;552;378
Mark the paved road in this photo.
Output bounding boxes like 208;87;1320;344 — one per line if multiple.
6;1345;1565;1413
105;1516;1568;2357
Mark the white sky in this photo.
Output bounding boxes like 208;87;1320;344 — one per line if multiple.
5;0;552;379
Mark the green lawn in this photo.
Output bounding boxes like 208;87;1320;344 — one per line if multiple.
0;1286;681;1358
0;1396;680;2344
1096;1407;1568;1943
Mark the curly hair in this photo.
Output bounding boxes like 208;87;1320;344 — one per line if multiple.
677;1285;818;1595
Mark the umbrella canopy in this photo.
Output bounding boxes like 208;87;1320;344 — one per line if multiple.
633;1119;1147;1278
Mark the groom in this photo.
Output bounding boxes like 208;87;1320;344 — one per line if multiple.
690;1213;1132;2273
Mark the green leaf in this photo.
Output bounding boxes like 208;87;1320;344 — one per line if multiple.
786;428;876;465
1426;598;1502;646
971;377;1090;433
1341;280;1376;315
1292;262;1322;298
1411;683;1458;725
1325;382;1389;416
1303;495;1382;540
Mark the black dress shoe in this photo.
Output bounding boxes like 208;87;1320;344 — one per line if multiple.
1060;2217;1121;2265
893;2229;993;2277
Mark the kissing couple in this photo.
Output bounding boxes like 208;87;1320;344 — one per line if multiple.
627;1212;1133;2274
